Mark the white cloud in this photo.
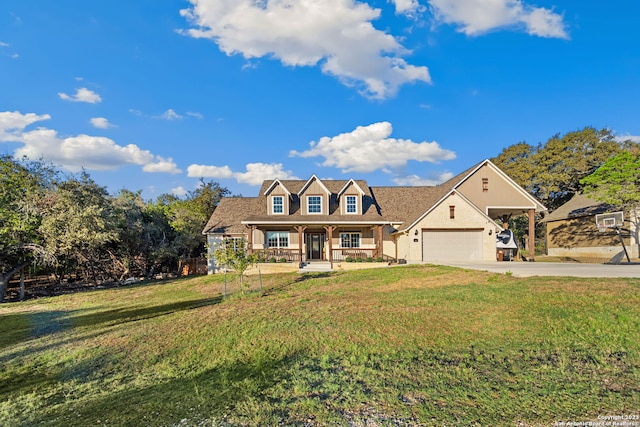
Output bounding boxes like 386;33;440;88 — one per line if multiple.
90;117;114;129
58;87;102;104
171;186;189;197
187;164;234;179
392;0;424;16
616;134;640;144
290;121;456;173
0;111;181;174
186;111;204;119
187;162;298;185
392;171;454;186
0;111;51;141
180;0;431;99
235;163;299;185
0;41;16;58
142;158;182;174
428;0;568;38
160;109;183;120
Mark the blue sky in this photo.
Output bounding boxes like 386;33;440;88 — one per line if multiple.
1;0;638;198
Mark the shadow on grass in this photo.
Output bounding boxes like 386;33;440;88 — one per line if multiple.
31;353;300;427
0;296;223;352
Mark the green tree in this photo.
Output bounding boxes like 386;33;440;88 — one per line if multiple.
492;127;621;210
160;179;230;261
580;150;640;210
39;172;118;284
0;156;57;301
213;238;257;287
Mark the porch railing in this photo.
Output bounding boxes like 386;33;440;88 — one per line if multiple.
252;249;301;262
331;249;381;262
251;248;393;263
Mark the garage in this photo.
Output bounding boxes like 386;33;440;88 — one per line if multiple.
422;229;483;261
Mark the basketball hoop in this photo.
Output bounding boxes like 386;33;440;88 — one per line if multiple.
595;211;624;232
595;210;631;262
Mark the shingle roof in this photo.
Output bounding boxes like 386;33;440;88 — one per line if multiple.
368;185;450;227
542;193;614;222
203;159;519;234
202;197;261;234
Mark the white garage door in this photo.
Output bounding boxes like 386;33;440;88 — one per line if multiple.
422;229;483;261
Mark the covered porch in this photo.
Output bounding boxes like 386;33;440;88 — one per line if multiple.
244;222;390;267
488;207;540;261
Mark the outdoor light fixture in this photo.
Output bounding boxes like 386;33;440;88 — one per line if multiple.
414;229;418;236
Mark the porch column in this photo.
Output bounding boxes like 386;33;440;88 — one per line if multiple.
246;225;256;254
294;225;307;265
528;209;535;262
324;225;337;268
376;225;384;259
392;234;398;262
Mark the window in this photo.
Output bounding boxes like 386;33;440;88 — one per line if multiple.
307;196;322;214
449;205;455;219
345;195;357;214
340;232;360;248
266;231;289;248
223;237;245;251
482;178;489;192
272;196;284;214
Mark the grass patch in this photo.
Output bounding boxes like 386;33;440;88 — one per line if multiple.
0;265;638;426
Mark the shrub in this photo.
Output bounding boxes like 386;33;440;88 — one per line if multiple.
366;257;373;262
355;257;363;263
269;257;277;263
279;257;287;263
376;257;384;262
345;256;354;263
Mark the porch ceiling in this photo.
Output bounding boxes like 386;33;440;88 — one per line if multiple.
487;208;538;222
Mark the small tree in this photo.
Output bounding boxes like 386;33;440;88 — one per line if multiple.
212;238;257;288
580;150;640;211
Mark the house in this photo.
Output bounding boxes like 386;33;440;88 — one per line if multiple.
542;193;639;259
203;159;547;273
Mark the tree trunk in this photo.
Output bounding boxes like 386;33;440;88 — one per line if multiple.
19;269;25;301
0;260;31;303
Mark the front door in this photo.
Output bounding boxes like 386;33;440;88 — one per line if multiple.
306;233;324;260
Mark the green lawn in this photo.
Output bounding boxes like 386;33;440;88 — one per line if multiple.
0;265;638;426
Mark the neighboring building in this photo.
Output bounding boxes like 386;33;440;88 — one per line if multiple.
203;159;547;273
543;193;639;259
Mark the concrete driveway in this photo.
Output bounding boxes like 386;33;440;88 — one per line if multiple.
432;261;640;278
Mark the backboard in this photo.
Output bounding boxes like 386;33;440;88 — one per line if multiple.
595;211;624;232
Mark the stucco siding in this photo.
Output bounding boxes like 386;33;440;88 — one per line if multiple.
396;193;497;262
546;216;639;258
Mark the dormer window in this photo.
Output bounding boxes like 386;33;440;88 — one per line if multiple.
307;196;322;214
346;195;357;214
272;196;284;214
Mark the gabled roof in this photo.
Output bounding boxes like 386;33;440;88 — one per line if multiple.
369;185;449;227
391;189;502;234
297;175;330;196
543;193;613;222
447;159;547;213
203;161;546;234
337;179;365;197
263;178;291;197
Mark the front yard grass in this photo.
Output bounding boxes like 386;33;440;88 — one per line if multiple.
0;265;638;426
